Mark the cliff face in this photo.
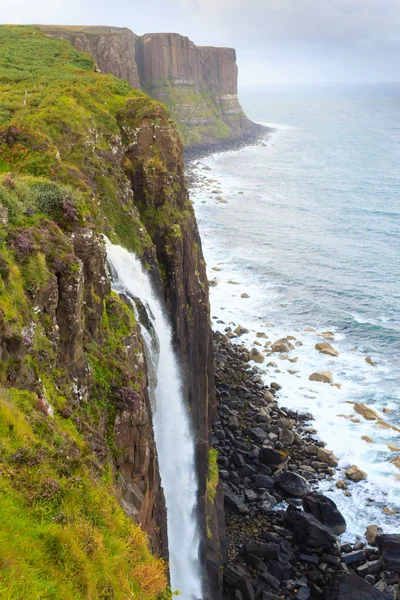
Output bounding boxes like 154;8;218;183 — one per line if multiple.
40;25;140;88
117;96;224;597
39;25;258;149
0;25;223;598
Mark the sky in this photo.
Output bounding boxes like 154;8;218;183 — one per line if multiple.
2;0;400;84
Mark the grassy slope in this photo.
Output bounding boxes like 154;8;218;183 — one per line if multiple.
0;26;172;599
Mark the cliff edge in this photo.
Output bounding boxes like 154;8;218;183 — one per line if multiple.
0;25;224;599
40;25;261;149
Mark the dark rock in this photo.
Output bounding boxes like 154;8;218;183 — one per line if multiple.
224;562;250;587
296;588;312;600
240;542;280;560
259;447;288;469
260;570;281;590
357;560;381;577
270;382;282;391
232;452;246;468
285;506;338;550
238;577;256;600
342;550;366;564
303;492;346;535
279;471;311;498
250;428;268;443
326;573;393;599
254;474;274;489
377;535;400;572
260;494;278;513
223;485;249;514
299;553;319;565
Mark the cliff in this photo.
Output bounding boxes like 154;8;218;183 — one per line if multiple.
0;25;223;599
39;25;259;149
40;25;140;87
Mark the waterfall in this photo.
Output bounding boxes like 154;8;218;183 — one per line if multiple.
105;239;203;600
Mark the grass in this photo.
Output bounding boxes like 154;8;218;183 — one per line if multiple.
0;389;169;600
0;25;158;253
0;27;179;598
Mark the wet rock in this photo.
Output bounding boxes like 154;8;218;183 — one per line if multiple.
270;382;281;391
345;465;367;482
315;342;339;357
302;492;346;535
260;493;278;512
271;338;295;353
326;573;392;600
264;390;275;403
317;447;339;467
366;525;383;546
377;534;400;571
235;326;249;336
356;560;381;577
249;348;265;363
279;471;311;498
342;549;366;564
354;402;380;421
309;371;334;384
285;506;338;550
260;447;288;469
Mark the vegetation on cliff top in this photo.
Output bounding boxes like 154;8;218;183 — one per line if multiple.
0;26;178;598
0;25;170;254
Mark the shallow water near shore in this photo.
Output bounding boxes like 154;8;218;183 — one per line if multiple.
189;83;400;538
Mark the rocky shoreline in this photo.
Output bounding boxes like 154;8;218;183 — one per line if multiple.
213;332;400;600
184;122;272;164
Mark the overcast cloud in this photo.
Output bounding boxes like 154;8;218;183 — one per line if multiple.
2;0;399;83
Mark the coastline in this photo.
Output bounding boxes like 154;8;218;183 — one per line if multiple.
213;333;399;600
186;135;400;599
184;122;273;164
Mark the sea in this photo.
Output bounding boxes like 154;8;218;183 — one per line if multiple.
189;83;400;539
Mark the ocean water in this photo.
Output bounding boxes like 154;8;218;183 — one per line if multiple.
190;83;400;538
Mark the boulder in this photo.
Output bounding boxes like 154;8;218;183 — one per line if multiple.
235;326;249;336
285;507;338;550
366;525;383;546
260;447;288;469
223;485;249;514
260;493;278;512
254;474;274;489
263;390;275;403
345;465;367;482
271;338;295;353
377;534;400;571
309;371;333;384
326;573;392;599
317;447;339;467
249;348;265;363
315;342;339;357
279;471;311;498
302;492;346;535
354;402;380;421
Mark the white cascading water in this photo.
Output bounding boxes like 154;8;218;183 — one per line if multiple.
105;239;203;600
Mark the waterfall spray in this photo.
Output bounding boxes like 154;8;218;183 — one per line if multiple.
105;239;203;600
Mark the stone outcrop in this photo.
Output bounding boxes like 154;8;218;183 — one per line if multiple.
39;25;261;149
40;25;140;87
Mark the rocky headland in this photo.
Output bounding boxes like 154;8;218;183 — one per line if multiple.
39;25;263;150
